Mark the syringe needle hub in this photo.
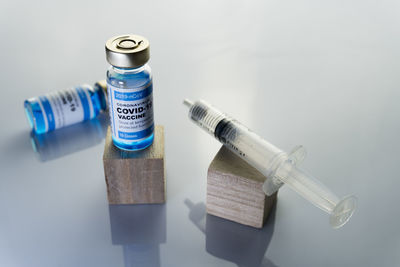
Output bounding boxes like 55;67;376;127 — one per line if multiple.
183;99;194;108
184;99;357;228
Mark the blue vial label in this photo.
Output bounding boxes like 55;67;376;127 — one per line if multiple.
107;82;154;143
37;85;94;132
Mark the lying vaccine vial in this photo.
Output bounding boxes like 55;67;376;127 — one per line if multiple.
105;34;154;151
24;81;107;135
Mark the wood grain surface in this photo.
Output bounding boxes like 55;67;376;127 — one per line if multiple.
103;125;165;204
207;146;277;228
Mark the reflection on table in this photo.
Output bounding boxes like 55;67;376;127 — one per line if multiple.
30;113;109;162
108;204;166;267
185;199;278;267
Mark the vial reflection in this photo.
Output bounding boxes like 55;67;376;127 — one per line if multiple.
30;113;109;162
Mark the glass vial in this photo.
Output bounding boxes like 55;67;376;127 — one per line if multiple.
105;34;154;151
24;81;108;135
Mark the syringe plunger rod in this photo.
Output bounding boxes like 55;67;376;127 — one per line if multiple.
184;99;356;228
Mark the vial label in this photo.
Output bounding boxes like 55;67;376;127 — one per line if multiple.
107;82;154;143
38;85;94;132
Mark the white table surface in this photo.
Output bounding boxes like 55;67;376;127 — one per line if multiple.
1;1;399;266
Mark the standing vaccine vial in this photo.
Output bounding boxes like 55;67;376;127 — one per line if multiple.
105;34;154;151
24;81;107;135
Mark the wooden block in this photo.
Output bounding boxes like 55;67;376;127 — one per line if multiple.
207;146;277;228
103;125;165;204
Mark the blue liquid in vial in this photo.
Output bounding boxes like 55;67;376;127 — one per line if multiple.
24;84;107;135
107;65;154;151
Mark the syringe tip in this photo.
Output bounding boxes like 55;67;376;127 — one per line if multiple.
183;99;194;108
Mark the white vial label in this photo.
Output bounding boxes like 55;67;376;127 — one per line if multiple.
39;85;94;131
107;82;154;143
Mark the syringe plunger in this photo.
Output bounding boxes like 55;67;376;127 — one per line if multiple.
184;99;356;228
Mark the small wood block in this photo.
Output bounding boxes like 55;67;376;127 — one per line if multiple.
207;146;277;228
103;125;165;204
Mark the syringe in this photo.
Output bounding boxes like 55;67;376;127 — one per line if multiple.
184;99;356;229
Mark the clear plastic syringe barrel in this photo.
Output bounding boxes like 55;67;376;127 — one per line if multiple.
184;99;356;228
187;99;286;178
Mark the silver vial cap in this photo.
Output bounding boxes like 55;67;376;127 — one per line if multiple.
105;34;150;68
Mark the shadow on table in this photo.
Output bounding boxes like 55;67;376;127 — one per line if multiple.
29;112;109;162
108;204;166;267
185;199;278;267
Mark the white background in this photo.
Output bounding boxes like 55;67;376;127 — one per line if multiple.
0;0;399;266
